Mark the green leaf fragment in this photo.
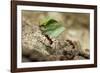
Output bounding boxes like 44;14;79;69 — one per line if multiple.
45;26;65;38
40;17;57;25
40;17;65;38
